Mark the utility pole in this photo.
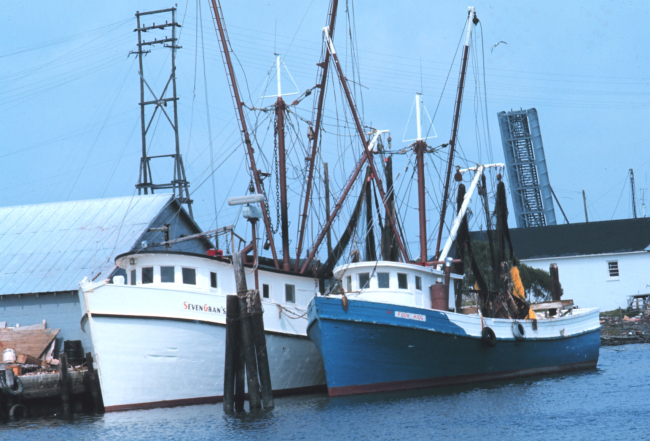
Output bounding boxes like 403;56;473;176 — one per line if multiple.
131;8;193;217
630;169;637;219
582;190;589;223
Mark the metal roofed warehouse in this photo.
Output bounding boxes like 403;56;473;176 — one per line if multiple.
0;194;212;355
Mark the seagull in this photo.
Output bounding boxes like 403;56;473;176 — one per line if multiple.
491;41;507;53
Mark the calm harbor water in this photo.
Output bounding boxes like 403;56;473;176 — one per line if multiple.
3;344;649;440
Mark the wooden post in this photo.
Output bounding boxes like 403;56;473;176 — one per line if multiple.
85;352;103;412
234;331;246;412
549;263;561;315
251;291;274;408
232;252;262;410
223;295;240;412
59;352;70;416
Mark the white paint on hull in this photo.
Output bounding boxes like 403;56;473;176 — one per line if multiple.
85;316;324;409
79;252;326;410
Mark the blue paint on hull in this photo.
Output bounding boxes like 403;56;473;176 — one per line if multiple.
308;297;600;395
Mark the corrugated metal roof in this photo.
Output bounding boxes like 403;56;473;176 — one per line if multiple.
0;194;174;295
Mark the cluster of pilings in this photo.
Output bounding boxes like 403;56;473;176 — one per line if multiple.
223;253;274;412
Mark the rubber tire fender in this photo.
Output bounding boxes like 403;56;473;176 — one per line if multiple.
481;327;497;347
1;376;24;396
512;322;526;341
9;404;28;421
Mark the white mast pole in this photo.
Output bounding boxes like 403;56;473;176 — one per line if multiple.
416;94;422;141
438;163;504;266
276;55;282;98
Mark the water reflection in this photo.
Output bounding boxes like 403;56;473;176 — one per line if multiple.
2;346;647;441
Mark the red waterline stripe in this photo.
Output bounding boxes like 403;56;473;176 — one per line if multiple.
328;359;598;397
104;384;327;412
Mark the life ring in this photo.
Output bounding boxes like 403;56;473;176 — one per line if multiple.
481;327;497;347
9;404;27;421
512;322;526;341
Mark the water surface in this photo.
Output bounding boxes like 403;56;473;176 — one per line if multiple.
3;345;649;440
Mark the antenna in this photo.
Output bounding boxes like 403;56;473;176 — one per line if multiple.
131;8;193;217
402;93;437;143
260;55;300;100
630;168;637;219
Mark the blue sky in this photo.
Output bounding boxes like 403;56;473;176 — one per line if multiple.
2;1;648;260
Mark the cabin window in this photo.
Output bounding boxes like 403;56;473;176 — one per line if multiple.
377;272;390;289
359;273;370;289
161;266;175;283
285;284;295;303
263;284;270;299
210;272;218;288
415;276;422;291
608;261;619;278
398;273;408;289
142;267;154;284
346;276;352;292
182;268;196;285
130;269;137;285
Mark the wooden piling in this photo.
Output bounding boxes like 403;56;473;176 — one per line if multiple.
223;295;239;412
59;352;70;416
234;332;245;412
549;263;561;315
232;252;262;410
251;291;274;409
85;352;103;412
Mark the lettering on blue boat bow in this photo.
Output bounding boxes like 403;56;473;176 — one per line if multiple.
395;311;426;322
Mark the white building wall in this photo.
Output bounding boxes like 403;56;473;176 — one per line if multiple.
522;251;650;312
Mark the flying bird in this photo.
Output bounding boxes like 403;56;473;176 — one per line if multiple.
491;41;508;53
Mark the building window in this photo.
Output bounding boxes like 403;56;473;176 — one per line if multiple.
161;266;175;283
398;273;408;289
263;284;270;299
359;273;370;289
142;267;154;284
182;268;196;285
608;261;619;278
346;276;352;292
285;284;295;303
415;276;422;291
377;272;390;289
130;269;137;286
210;272;217;288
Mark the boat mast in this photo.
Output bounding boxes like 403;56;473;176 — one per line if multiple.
275;56;291;271
434;7;477;260
294;0;339;272
321;27;409;263
414;93;427;264
209;0;280;269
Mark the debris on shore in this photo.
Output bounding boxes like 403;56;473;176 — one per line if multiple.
600;309;650;346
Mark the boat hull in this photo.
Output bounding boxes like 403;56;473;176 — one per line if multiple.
85;314;326;411
307;297;600;396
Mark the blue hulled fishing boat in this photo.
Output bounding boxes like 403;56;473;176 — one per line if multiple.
306;6;600;397
307;261;600;396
